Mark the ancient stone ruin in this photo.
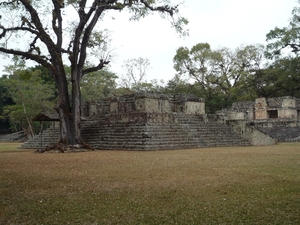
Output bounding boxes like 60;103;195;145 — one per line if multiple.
219;96;300;120
85;92;205;118
21;92;251;150
217;96;300;142
22;93;300;150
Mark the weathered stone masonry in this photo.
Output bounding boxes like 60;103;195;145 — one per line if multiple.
218;96;300;142
23;94;300;150
85;92;205;117
22;92;253;150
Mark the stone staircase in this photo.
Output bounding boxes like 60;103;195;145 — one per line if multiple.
21;127;60;149
0;131;27;142
21;113;251;150
257;126;300;142
174;114;251;148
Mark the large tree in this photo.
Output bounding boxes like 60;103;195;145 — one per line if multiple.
250;56;300;98
0;0;187;147
173;43;265;111
265;1;300;57
264;2;300;96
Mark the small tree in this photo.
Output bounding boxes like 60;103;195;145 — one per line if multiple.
119;57;151;91
0;0;187;147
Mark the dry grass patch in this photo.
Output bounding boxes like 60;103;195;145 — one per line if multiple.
0;143;300;224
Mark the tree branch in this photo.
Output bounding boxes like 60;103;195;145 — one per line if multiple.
78;4;105;72
19;0;56;54
51;0;63;48
71;0;97;67
61;47;72;55
0;25;39;39
28;35;40;55
0;47;53;69
82;59;110;75
0;23;50;62
140;0;178;16
0;0;19;6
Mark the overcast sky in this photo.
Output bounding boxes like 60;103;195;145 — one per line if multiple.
0;0;298;82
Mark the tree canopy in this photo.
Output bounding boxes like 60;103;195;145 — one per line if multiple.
266;0;300;57
172;43;265;112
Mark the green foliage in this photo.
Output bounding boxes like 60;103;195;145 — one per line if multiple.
0;77;13;133
264;57;300;97
125;1;189;36
240;56;300;99
266;1;300;57
2;65;55;136
277;57;300;97
172;43;265;112
80;69;118;102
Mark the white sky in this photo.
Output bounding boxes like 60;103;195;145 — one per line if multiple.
0;0;298;82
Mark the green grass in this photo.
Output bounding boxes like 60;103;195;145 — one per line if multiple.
0;142;24;151
0;143;300;224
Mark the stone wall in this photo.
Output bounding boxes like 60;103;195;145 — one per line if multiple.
86;92;205;117
227;120;276;146
0;131;27;142
255;96;299;120
255;97;268;119
248;119;300;142
219;96;300;121
24;94;300;150
22;113;252;150
217;96;300;143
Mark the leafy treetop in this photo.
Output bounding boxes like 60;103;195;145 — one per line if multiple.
266;0;300;58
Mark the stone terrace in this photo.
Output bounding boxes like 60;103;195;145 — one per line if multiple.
22;92;252;150
22;112;251;150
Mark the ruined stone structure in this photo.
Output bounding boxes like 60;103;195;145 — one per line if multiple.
222;96;300;121
22;92;255;150
84;92;205;117
22;94;300;150
23;93;300;150
218;96;300;142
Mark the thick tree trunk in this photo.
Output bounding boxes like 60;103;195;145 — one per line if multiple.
51;65;85;147
71;69;83;145
53;69;79;146
55;99;74;145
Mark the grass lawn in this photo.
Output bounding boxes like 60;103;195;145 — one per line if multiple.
0;142;23;151
0;143;299;224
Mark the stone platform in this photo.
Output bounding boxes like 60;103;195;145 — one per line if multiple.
21;112;252;150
